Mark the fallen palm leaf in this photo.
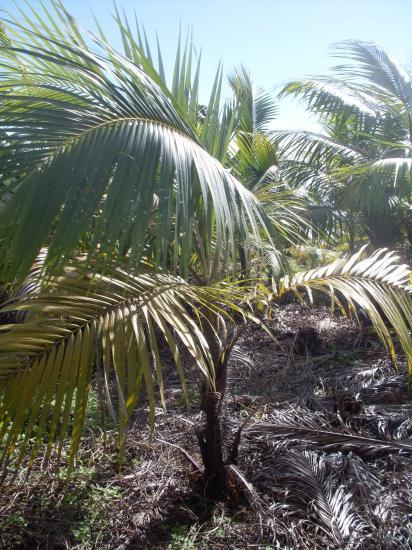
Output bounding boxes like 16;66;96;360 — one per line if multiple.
275;450;368;546
248;413;412;457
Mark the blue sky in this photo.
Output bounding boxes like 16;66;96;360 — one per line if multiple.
3;0;412;130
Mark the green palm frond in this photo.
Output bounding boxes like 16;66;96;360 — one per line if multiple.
275;130;362;165
115;12;236;162
359;157;412;179
278;159;332;195
253;184;311;245
279;40;412;250
235;134;280;189
112;11;201;121
0;4;269;283
228;68;278;180
279;77;380;122
229;66;277;136
334;41;412;113
0;262;250;472
278;247;412;371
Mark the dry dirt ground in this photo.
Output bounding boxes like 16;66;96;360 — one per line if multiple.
1;305;412;549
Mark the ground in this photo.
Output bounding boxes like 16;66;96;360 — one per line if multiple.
1;305;412;549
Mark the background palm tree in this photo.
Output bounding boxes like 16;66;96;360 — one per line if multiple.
277;40;412;251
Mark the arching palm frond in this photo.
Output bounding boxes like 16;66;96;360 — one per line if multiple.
275;130;363;166
343;156;412;191
0;5;269;283
279;77;380;122
334;41;412;114
278;248;412;371
0;262;249;472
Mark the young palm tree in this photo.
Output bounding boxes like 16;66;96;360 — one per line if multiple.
0;3;411;498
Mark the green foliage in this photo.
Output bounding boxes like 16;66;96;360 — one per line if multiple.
167;523;198;549
0;1;270;284
0;460;122;549
0;513;28;547
0;1;411;482
287;245;339;271
278;41;412;250
164;515;232;549
68;481;122;548
0;262;253;471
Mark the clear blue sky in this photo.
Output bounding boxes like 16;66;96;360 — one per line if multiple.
3;0;412;130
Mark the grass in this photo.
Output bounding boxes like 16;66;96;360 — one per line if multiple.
0;388;123;549
0;460;123;548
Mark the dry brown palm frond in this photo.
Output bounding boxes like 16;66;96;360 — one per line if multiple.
247;431;412;548
248;409;412;458
357;414;412;443
274;450;369;546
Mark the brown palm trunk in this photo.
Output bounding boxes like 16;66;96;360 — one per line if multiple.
347;214;356;254
197;388;227;499
196;314;245;499
238;244;248;281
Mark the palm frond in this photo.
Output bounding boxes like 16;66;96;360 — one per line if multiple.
334;40;412;113
278;248;412;371
279;77;380;121
0;262;248;471
253;184;310;242
276;450;367;545
229;66;277;136
0;4;269;282
275;130;362;165
249;409;412;457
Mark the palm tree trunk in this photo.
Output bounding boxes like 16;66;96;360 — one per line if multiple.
195;313;247;499
404;208;412;251
198;387;227;499
196;311;230;499
238;244;248;281
347;214;356;253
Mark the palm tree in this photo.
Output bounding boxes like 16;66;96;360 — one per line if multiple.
228;67;310;276
0;3;411;499
277;40;412;251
